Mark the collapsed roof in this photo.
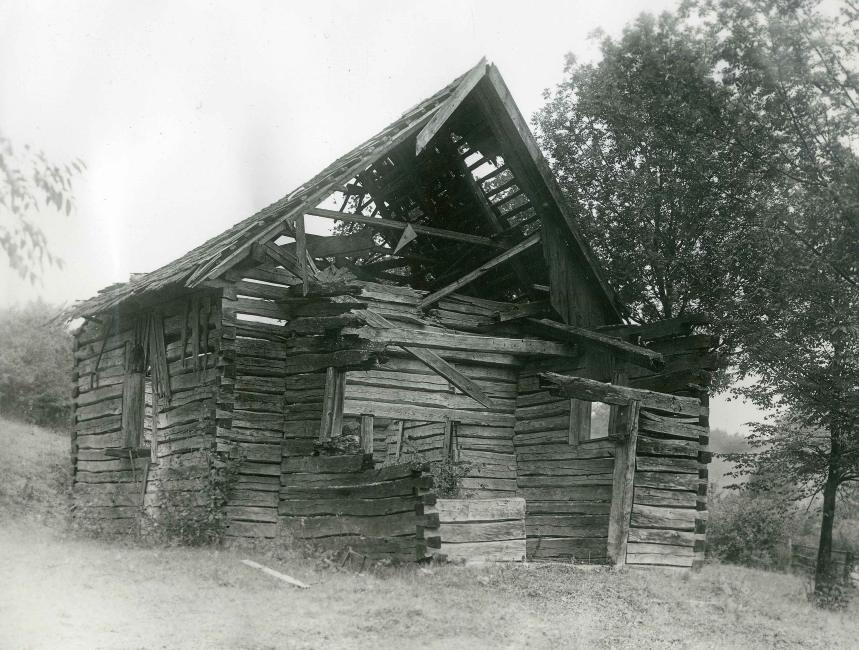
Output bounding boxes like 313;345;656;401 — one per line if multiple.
70;59;623;325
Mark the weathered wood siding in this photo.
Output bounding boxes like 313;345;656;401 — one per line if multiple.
341;283;521;497
219;266;296;538
72;294;221;534
541;214;615;328
625;332;715;569
514;357;616;562
419;497;527;562
279;454;431;561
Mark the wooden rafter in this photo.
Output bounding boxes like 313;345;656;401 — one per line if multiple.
472;65;623;321
415;57;488;156
452;151;533;294
596;314;710;341
418;232;541;310
260;242;306;279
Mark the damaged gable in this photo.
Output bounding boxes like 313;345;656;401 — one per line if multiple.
69;59;622;328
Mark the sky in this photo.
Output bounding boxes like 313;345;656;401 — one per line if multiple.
0;0;764;434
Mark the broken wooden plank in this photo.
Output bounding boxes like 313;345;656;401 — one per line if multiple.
241;559;308;589
418;232;542;310
607;402;639;567
525;318;664;372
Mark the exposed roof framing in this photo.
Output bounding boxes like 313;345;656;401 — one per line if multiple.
68;59;622;323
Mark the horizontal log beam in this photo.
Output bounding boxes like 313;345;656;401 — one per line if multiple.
344;325;577;358
419;232;542;310
525;318;664;372
539;373;702;417
306;207;503;249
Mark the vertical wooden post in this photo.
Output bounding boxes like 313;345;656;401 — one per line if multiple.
122;371;145;448
318;367;346;441
569;399;589;445
331;369;346;439
451;420;460;462
295;214;309;296
360;414;375;456
606;400;640;567
394;420;405;459
319;367;337;441
442;417;453;459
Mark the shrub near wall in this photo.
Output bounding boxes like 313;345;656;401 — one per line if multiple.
706;488;793;569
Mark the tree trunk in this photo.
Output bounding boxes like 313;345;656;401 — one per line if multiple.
814;435;841;598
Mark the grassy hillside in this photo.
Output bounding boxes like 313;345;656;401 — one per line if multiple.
1;418;856;649
0;417;70;524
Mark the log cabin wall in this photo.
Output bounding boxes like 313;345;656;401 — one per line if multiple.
340;282;521;497
623;327;717;569
280;455;433;561
71;293;221;535
218;264;297;539
513;352;617;562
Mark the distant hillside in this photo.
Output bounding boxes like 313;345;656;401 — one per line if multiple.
708;427;752;489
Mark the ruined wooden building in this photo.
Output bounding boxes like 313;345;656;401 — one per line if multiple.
68;60;717;568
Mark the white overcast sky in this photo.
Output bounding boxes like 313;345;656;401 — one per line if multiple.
0;0;762;434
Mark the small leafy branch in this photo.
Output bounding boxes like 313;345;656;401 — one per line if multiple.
140;445;244;546
400;437;475;498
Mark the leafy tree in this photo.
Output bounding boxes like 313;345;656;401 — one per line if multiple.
0;133;84;281
687;0;859;601
535;0;859;602
0;302;73;428
533;13;768;323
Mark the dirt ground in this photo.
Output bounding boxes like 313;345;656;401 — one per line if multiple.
1;519;857;650
1;419;857;649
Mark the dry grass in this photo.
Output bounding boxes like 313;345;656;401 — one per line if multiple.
1;418;857;649
0;417;70;523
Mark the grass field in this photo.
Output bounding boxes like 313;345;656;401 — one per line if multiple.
1;418;857;649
